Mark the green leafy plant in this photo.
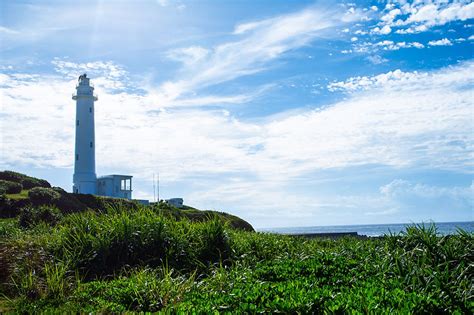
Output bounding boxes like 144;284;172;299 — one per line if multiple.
28;187;60;206
0;180;23;194
0;171;50;189
18;206;63;228
1;208;472;313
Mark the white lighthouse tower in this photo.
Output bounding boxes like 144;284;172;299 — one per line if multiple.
72;74;98;194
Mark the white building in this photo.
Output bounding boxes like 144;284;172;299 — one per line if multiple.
72;74;97;194
165;198;184;208
72;74;134;200
97;175;132;199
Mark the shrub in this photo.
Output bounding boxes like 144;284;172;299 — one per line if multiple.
194;218;230;265
74;193;139;212
0;195;12;217
0;180;23;194
18;206;63;228
28;187;61;206
0;171;25;183
21;177;51;189
0;171;51;189
50;187;86;213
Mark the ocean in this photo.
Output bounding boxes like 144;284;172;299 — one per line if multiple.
258;221;474;237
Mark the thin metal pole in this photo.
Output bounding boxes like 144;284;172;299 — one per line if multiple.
153;173;156;202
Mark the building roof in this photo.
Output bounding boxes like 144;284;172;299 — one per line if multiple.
98;174;133;180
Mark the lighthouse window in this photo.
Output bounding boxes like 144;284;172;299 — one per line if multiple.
90;142;93;148
76;154;79;161
76;120;79;126
89;107;92;113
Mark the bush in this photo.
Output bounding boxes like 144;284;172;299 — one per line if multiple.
0;198;30;219
50;187;87;213
18;206;63;228
0;171;25;183
0;194;12;216
194;218;230;265
21;177;51;190
28;187;61;206
74;193;139;212
0;180;23;194
0;171;50;189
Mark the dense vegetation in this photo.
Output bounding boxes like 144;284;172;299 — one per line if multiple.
0;171;471;312
0;170;253;231
0;205;472;313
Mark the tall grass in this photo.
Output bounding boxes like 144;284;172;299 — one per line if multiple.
1;206;472;313
10;206;232;279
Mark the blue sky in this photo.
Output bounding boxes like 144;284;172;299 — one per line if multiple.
1;0;473;228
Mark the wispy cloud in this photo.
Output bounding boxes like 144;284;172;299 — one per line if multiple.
380;179;473;201
165;46;209;66
1;58;473;226
378;179;474;215
2;59;472;177
0;26;19;35
155;5;357;107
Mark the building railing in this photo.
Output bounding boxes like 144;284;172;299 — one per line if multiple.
75;82;95;88
72;93;98;100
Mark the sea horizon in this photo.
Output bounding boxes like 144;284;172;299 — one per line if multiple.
258;220;474;237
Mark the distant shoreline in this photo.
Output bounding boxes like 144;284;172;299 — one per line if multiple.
258;221;474;237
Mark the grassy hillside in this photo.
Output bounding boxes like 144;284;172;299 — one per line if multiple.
0;206;472;313
0;170;254;232
0;171;472;312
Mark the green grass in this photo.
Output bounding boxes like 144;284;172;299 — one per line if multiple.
0;206;472;313
5;189;29;200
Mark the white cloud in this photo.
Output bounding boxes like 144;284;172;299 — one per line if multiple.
353;40;424;53
156;0;185;9
156;0;169;6
377;1;474;34
0;26;19;35
371;25;392;34
428;38;453;46
1;60;473;225
233;21;268;35
411;42;424;49
380;8;401;24
3;59;473;175
380;179;474;209
366;55;388;65
152;5;355;108
327;62;472;92
166;46;209;66
380;179;473;199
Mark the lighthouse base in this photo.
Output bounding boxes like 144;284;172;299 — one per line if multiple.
73;172;97;194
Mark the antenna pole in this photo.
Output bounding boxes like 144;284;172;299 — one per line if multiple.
153;173;156;202
157;173;160;202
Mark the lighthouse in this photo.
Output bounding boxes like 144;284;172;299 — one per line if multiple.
72;74;97;194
